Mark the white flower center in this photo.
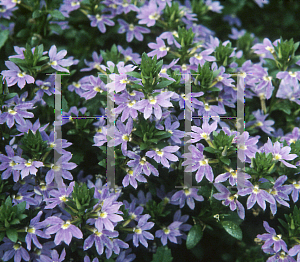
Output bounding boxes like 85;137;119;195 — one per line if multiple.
17;72;26;78
50;61;57;66
129;24;135;31
273;154;282;160
195;54;203;60
163;228;170;234
134;227;142;234
125;55;132;62
96;14;102;21
265;46;275;53
8;109;17;115
59;195;68;202
289;71;297;77
71;1;80;6
73;82;81;88
148;96;157;104
93;86;103;93
263;76;272;81
99;211;107;218
25;160;32;167
159;46;170;52
127;100;136;107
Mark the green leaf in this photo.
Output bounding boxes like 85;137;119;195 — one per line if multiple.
49;24;63;35
151;246;173;262
0;232;5;242
49;10;65;20
186;224;203;249
0;30;9;50
6;228;18;242
5;93;18;100
221;221;242;240
156;80;174;89
220;157;230;165
203;147;216;153
126;71;141;79
32;10;45;18
16;201;26;214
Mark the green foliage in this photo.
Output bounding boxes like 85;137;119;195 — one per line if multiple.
151;246;173;262
214;41;235;67
100;44;121;65
221;221;243;241
245;152;276;179
0;197;27;242
186;224;203;249
0;30;9;50
162;2;183;30
19;130;50;160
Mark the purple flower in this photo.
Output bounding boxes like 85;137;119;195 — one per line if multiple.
223;14;241;27
107;117;133;156
123;199;144;221
213;183;245;219
159;31;181;48
205;0;223;13
37;248;66;262
257;221;288;253
115;0;140;14
81;75;107;100
133;91;174;120
189;49;216;66
122;167;147;189
44;181;75;209
269;176;293;215
254;0;269;8
106;63;137;93
84;228;118;256
116;248;136;262
80;51;104;72
146;146;179;169
147;37;170;59
40;130;72;155
9;46;48;59
25;211;51;250
182;143;214;183
84;256;99;262
118;45;141;64
136;0;164;27
45;152;77;184
246;109;275;136
115;91;144;122
0;101;34;128
289;245;300;262
276;78;300;106
12;158;44;180
44;216;83;245
252;38;279;59
15;119;48;137
187;119;218;143
236;131;259;161
1;61;35;89
1;0;20;9
155;221;182;246
238;182;276;210
164;116;185;144
12;189;39;209
229;27;246;40
61;106;87;125
48;45;72;73
261;138;298;168
126;151;159;177
171;187;204;210
118;19;150;42
130;190;152;206
173;210;192;244
0;237;30;262
0;145;22;182
59;0;82;17
87;197;123;231
88;13;115;33
130;214;154;248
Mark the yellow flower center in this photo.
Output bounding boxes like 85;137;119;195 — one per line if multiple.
120;79;130;84
160;68;167;74
288;71;296;77
149;12;160;20
59;195;68;202
128;100;136;107
73;82;81;88
100;212;107;218
159;46;170;52
217;76;223;82
9;161;16;167
149;96;156;104
163;228;170;234
200;159;208;166
204;103;210;111
129;24;135;31
15;195;23;200
167;130;173;134
13;243;21;250
184;189;191;196
96;14;102;21
201;133;208;139
272;234;282;241
172;31;178;38
156;149;163;156
263;76;272;81
273;154;281;160
52;165;61;171
256;121;263;127
8;109;17;115
50;61;57;66
130;213;137;219
181;64;187;71
61;220;71;229
28;227;36;234
93;86;103;93
265;46;275;53
17;72;26;78
125;55;132;62
25;160;32;167
195;54;203;60
253;185;260;194
41;85;49;90
95;230;103;236
71;1;80;6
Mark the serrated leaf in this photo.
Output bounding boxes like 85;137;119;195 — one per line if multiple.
186;224;203;249
6;228;18;242
221;221;242;240
151;246;173;262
